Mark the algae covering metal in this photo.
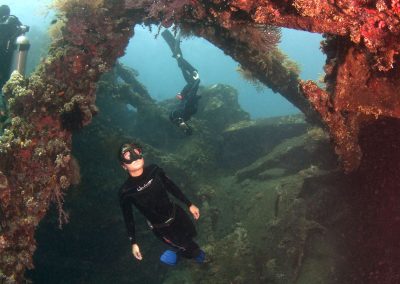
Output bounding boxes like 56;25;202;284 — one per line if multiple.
1;0;400;282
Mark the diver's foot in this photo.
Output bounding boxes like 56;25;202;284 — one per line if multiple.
160;250;178;266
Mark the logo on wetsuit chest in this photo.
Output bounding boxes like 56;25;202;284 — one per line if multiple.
137;179;153;192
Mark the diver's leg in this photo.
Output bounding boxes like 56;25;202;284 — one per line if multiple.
0;50;12;89
0;92;6;119
153;207;203;262
153;223;196;259
153;227;182;265
161;30;200;85
170;205;200;258
177;57;199;84
0;51;13;131
187;78;200;98
178;76;200;101
153;227;187;252
177;240;200;259
180;79;201;121
161;29;182;58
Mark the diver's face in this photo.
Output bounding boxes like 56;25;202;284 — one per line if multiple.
122;149;144;172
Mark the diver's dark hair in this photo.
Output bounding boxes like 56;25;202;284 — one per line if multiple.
0;5;10;18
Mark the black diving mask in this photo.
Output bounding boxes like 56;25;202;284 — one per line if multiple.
119;144;143;164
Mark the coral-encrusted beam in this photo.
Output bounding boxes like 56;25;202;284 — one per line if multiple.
300;80;362;172
0;2;137;282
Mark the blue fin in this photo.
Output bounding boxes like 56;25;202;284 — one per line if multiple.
195;249;205;263
160;250;178;266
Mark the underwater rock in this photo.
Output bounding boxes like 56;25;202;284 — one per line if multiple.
258;167;287;179
220;115;308;171
235;125;337;181
196;84;250;132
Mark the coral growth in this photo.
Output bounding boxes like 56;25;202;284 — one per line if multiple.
0;0;136;282
236;65;265;91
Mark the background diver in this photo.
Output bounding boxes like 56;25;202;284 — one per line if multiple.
0;4;28;88
0;4;29;127
118;142;205;265
162;29;201;136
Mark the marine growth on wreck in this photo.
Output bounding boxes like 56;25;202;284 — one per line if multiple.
1;0;400;283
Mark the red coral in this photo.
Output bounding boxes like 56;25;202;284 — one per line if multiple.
72;54;85;75
230;0;256;13
65;15;88;46
148;0;192;26
360;13;388;51
392;0;400;14
17;149;32;160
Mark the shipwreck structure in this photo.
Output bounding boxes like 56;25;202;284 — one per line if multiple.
1;0;400;282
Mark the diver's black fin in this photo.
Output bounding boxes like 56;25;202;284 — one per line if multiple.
161;29;182;58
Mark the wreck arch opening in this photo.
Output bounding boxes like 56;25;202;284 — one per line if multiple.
119;25;325;119
279;28;325;82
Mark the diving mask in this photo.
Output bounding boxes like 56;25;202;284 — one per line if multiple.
119;144;143;164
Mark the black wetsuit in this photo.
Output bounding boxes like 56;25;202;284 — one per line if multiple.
0;14;22;88
119;164;200;258
0;14;23;127
170;57;201;123
162;29;201;135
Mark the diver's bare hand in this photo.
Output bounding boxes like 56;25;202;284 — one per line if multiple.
132;243;143;260
189;204;200;220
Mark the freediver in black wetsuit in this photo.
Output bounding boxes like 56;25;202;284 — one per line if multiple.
161;29;201;136
118;143;205;265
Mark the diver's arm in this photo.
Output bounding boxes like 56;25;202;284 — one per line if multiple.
120;197;143;259
2;15;24;45
119;196;137;245
189;204;200;220
163;173;201;219
159;170;192;207
5;15;22;35
158;169;200;219
132;243;143;260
